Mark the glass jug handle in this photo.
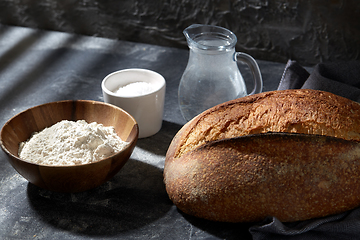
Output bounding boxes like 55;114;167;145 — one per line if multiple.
234;52;263;95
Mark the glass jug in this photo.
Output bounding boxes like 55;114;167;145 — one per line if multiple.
178;24;263;121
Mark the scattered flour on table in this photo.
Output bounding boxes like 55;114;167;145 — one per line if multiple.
18;120;129;166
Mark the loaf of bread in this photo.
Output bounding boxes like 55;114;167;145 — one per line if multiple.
164;89;360;222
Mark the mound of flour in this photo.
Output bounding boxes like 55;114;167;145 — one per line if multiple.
18;120;129;166
115;82;154;97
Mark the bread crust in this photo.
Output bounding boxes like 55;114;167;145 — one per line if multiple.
164;89;360;222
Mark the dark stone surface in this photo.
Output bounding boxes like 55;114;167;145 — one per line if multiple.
0;24;288;239
0;0;359;66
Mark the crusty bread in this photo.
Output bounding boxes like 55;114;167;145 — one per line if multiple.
164;89;360;222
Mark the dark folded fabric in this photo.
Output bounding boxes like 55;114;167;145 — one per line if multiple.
249;60;360;240
278;60;360;102
249;212;353;240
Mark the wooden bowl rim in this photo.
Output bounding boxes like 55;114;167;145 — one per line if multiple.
0;99;139;168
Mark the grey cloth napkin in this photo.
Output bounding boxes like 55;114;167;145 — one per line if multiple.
249;60;360;240
278;60;360;102
250;210;359;240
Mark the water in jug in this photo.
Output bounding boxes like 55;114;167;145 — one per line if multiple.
178;24;263;121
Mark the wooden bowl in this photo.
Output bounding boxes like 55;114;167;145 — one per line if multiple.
0;100;138;193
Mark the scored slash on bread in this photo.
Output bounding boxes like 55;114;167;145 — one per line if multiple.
164;89;360;222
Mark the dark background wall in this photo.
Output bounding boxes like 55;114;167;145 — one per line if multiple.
0;0;359;66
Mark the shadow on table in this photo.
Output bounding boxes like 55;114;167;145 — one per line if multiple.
180;210;254;240
136;120;184;157
26;158;172;237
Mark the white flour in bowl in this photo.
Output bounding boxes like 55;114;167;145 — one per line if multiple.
115;82;154;97
18;120;129;166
